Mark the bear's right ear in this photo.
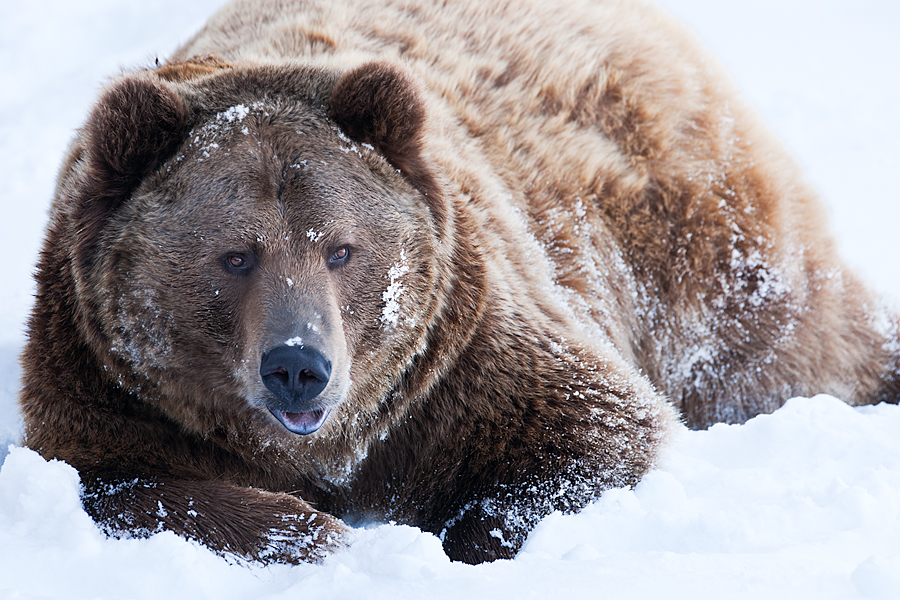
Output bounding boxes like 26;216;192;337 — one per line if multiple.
84;75;188;198
73;75;189;273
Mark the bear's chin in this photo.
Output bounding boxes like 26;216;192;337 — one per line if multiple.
269;407;331;435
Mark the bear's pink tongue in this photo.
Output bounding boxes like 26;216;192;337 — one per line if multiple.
281;408;329;433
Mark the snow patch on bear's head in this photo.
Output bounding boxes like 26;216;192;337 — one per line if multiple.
184;101;268;163
381;250;410;329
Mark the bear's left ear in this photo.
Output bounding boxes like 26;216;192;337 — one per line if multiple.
330;62;444;231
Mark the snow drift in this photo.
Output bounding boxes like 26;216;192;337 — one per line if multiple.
2;396;899;599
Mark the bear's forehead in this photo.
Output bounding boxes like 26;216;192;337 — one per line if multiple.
158;105;345;189
132;103;416;234
183;101;338;159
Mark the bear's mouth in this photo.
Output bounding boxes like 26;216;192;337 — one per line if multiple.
269;407;331;435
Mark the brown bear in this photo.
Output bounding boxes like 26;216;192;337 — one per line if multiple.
19;0;900;565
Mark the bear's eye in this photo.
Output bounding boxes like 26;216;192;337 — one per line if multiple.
223;253;252;272
329;246;350;265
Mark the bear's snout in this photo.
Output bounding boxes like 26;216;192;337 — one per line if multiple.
260;345;333;434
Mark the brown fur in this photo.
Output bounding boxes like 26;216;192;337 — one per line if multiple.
331;62;444;225
20;0;899;566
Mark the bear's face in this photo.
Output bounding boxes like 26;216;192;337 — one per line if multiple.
76;65;443;462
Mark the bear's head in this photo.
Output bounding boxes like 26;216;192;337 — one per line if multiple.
65;60;449;475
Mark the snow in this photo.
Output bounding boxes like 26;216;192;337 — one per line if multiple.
1;0;898;597
3;396;900;598
381;250;410;328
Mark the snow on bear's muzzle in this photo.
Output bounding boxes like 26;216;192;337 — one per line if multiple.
260;344;333;435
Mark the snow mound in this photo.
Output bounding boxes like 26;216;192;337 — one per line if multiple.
2;396;899;599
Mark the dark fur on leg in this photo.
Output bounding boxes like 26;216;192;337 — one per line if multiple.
81;476;347;564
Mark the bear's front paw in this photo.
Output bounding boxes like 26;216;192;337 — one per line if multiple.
440;507;522;564
255;504;348;564
82;477;349;565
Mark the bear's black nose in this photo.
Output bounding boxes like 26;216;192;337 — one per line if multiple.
260;345;331;410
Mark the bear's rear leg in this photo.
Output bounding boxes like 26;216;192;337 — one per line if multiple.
81;476;346;563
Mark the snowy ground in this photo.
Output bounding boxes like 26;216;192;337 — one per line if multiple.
1;1;898;598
